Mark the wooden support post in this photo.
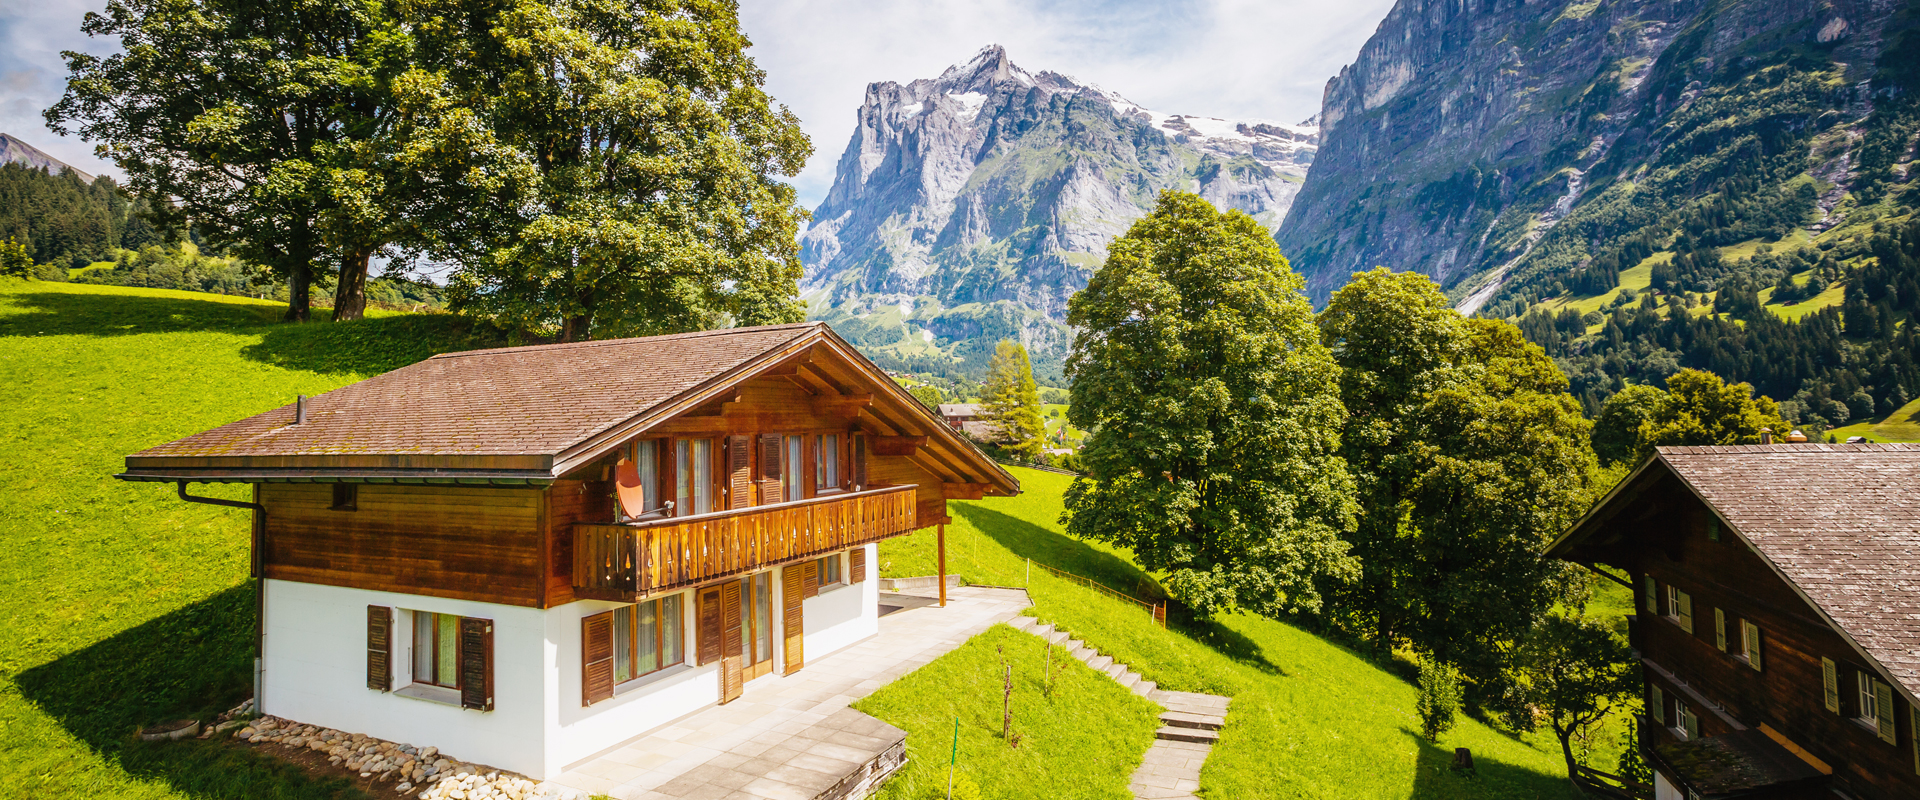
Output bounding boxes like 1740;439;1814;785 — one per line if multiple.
937;523;948;608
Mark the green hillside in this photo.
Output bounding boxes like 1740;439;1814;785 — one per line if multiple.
884;470;1595;799
0;280;500;799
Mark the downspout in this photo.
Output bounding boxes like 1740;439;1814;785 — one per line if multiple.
177;481;268;714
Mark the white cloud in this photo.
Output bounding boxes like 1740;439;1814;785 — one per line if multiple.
739;0;1394;208
0;0;1393;202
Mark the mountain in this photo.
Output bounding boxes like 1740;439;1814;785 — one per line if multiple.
0;133;94;183
800;45;1317;380
1276;0;1909;311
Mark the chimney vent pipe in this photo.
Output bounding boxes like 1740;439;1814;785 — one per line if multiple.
1760;428;1773;445
296;395;306;425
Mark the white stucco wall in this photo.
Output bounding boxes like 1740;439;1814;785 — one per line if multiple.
1653;770;1682;800
260;544;882;780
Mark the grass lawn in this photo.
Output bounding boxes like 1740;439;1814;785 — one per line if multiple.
1039;404;1083;448
881;468;1591;800
1826;395;1920;443
0;280;501;799
853;625;1160;800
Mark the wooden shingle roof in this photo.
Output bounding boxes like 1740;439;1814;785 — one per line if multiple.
118;322;1018;495
1555;443;1920;700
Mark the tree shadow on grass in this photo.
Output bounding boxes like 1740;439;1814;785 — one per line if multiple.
0;288;285;337
239;313;507;376
956;503;1282;677
1404;728;1580;800
15;584;367;799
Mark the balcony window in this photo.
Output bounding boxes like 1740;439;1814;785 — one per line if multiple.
816;433;840;493
676;439;712;516
617;439;665;519
785;435;804;501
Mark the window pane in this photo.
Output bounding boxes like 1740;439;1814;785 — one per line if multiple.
822;434;839;488
413;611;433;684
637;441;660;512
614;606;632;683
437;613;460;688
787;436;804;500
676;440;691;514
663;594;683;666
692;440;711;514
637;601;661;675
754;573;771;662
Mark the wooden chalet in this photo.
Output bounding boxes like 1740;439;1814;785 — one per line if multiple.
116;321;1019;779
1549;444;1920;800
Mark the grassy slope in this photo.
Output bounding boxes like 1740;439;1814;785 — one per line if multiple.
854;625;1160;800
0;280;501;799
881;469;1583;800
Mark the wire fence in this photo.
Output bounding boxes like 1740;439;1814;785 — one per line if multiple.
1027;558;1166;628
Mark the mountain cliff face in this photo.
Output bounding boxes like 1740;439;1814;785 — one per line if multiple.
1276;0;1912;311
0;133;93;182
801;46;1317;378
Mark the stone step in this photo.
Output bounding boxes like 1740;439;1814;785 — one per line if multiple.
1159;710;1224;731
1155;725;1220;745
1088;654;1113;671
1009;616;1039;632
1045;629;1070;645
1132;680;1157;698
1103;662;1127;680
1118;671;1141;690
1028;623;1053;639
1070;645;1095;662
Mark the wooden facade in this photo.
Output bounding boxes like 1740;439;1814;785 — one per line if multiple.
1552;460;1920;799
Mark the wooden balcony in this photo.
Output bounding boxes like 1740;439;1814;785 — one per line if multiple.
573;484;918;601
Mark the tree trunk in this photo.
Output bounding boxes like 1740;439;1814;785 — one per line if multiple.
560;286;596;342
285;259;312;322
333;245;372;321
1555;725;1582;789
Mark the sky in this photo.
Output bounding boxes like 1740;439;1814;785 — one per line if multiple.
1;0;1394;209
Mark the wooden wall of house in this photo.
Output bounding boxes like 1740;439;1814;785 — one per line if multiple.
260;484;546;607
868;454;948;527
544;479;611;608
1630;490;1919;799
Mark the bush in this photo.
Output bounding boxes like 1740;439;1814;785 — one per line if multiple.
1416;659;1463;743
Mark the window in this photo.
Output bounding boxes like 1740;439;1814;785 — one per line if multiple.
1860;672;1898;744
675;439;712;516
815;433;840;492
816;553;842;588
1668;587;1693;633
1860;672;1880;727
1713;608;1727;651
611;594;684;684
1741;620;1763;671
331;483;357;511
617;440;665;518
785;435;804;501
1677;703;1699;741
1707;519;1720;542
412;611;463;688
1642;575;1658;614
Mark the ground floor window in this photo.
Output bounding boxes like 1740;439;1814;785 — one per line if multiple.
412;611;463;688
613;594;685;683
817;553;842;588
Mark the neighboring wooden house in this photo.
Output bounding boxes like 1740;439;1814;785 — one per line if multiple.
936;403;1002;443
1548;444;1920;800
117;322;1019;780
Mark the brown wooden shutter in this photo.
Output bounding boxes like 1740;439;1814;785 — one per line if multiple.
720;580;744;704
849;547;867;583
758;434;783;505
726;435;752;510
366;605;392;692
696;585;724;665
582;611;616;706
803;560;820;599
852;433;868;490
782;564;806;674
459;617;493;711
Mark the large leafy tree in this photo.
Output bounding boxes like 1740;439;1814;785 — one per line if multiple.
1063;191;1356;617
1591;383;1664;466
982;340;1045;461
1512;613;1639;783
1636;369;1791;459
445;0;812;340
1320;269;1595;689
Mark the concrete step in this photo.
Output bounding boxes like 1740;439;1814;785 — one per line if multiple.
1160;710;1224;731
1087;654;1113;671
1009;616;1038;632
1132;680;1157;697
1118;671;1141;690
1070;645;1095;662
1028;623;1054;639
1044;629;1070;645
1103;662;1127;680
1155;725;1220;745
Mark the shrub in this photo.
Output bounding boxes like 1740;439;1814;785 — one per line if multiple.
1416;659;1463;743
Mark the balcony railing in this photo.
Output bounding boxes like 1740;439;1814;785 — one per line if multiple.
573;483;918;601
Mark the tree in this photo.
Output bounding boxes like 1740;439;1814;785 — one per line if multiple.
1416;659;1463;743
982;340;1045;460
1063;191;1356;617
0;238;32;279
1512;613;1639;783
444;0;811;340
1635;369;1791;461
1319;270;1596;693
1592;384;1664;466
907;383;943;412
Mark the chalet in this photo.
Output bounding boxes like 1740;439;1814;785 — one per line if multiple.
935;403;1002;443
1548;444;1920;800
115;322;1019;780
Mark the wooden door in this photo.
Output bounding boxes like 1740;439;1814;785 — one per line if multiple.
782;564;805;674
719;580;743;703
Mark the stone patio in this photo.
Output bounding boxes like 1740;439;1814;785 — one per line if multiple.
545;586;1031;800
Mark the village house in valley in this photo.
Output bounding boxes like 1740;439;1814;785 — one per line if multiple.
1549;444;1920;800
115;322;1019;781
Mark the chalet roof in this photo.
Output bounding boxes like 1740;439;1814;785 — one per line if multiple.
1653;729;1827;795
937;404;982;418
118;322;1018;495
1551;443;1920;701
